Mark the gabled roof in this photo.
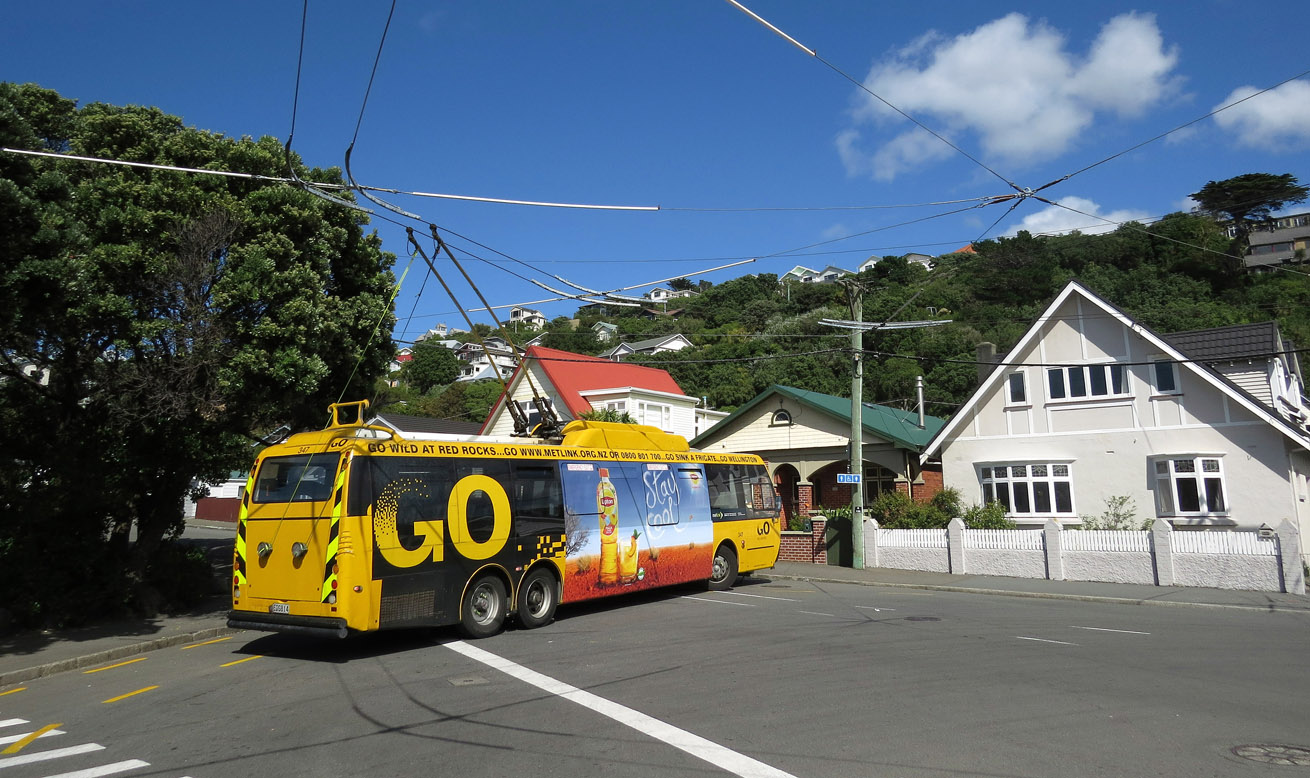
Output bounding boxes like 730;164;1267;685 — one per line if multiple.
599;334;692;358
482;346;686;431
374;413;483;436
691;384;943;451
919;280;1310;460
1164;321;1282;362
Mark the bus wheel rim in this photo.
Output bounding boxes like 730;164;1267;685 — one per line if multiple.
525;579;549;617
472;583;498;624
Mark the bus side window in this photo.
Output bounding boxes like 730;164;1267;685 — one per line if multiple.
512;463;563;537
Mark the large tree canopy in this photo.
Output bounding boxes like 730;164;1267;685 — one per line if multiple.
1191;172;1308;250
0;83;396;627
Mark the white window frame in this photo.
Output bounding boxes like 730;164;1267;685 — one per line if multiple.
1045;363;1130;403
978;462;1076;519
1150;356;1181;396
635;400;672;430
1005;370;1029;407
1152;455;1227;517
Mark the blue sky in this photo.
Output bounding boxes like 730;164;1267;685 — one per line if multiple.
5;2;1308;344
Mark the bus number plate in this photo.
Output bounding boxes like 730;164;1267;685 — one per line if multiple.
269;603;290;615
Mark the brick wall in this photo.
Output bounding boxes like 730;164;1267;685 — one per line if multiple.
778;517;827;564
916;463;944;503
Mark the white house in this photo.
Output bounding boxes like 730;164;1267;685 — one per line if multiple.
453;338;517;382
481;345;723;440
780;266;819;284
598;334;694;361
921;280;1310;564
508;306;547;331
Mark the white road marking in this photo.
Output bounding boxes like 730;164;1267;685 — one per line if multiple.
1071;626;1150;635
680;596;756;607
1015;636;1078;646
718;591;800;602
0;722;26;730
44;759;150;778
0;742;104;768
797;611;835;617
0;728;63;746
446;641;798;778
853;606;896;612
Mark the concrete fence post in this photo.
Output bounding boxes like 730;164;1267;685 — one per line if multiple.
947;517;966;574
864;518;880;568
1043;520;1064;581
1150;518;1174;586
1276;519;1306;595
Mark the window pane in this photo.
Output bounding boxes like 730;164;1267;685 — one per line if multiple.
1054;482;1072;513
1110;364;1126;394
996;483;1011;511
1155;460;1169;475
1154;360;1176;392
1090;365;1107;395
1010;465;1027;477
1013;483;1031;513
1031;465;1047;477
1068;368;1087;397
982;483;994;504
1202;459;1220;473
1048;369;1066;399
1174;459;1195;473
1155;476;1175;514
1033;482;1051;512
1204;478;1226;512
980;467;992;479
1053;464;1069;477
1176;479;1201;512
1008;373;1026;403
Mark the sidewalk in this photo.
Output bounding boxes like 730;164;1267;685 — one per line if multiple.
2;563;1305;687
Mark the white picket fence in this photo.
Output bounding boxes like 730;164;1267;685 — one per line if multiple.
1061;530;1150;553
877;528;947;548
860;518;1305;594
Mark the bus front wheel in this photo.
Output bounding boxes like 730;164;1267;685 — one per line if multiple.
460;575;507;638
517;567;558;629
709;544;738;591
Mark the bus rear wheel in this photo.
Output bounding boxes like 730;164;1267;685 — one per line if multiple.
517;567;558;629
709;544;738;591
460;575;507;638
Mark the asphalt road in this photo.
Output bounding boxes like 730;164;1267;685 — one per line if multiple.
3;576;1308;778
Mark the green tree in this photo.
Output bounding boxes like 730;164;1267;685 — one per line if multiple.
1191;173;1309;252
404;341;459;393
0;83;395;626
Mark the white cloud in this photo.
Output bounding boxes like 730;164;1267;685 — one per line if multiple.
1212;80;1310;149
1004;196;1151;237
839;12;1179;180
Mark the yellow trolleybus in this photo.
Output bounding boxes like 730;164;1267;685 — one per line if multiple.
228;401;781;638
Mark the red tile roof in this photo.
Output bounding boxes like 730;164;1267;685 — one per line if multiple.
481;345;685;431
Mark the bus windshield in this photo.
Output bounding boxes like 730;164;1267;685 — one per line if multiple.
252;454;339;504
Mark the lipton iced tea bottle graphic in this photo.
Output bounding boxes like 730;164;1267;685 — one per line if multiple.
619;529;640;584
597;468;619;586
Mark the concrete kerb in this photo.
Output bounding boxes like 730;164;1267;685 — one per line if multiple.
766;572;1310;614
0;626;237;688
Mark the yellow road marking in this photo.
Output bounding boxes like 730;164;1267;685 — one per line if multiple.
0;688;25;697
181;636;232;650
102;686;158;704
221;655;261;668
83;657;147;674
0;722;61;754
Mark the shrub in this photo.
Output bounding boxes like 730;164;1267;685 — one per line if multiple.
1078;495;1149;530
961;501;1015;529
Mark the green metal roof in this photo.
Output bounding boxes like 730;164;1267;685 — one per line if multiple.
691;384;944;451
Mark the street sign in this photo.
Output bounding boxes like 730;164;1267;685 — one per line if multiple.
837;473;861;484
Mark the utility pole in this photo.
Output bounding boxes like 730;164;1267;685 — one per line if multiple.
846;281;865;569
821;281;952;571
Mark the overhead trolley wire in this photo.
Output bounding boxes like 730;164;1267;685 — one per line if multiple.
723;0;1021;194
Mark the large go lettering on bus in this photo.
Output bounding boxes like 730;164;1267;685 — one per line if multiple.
373;474;511;567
